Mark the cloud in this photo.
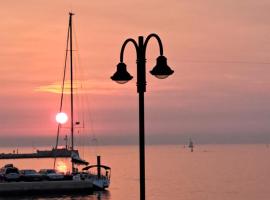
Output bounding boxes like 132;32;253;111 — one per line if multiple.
35;80;117;95
35;81;73;94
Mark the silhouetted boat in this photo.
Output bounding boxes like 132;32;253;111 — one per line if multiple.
188;138;194;152
0;12;110;195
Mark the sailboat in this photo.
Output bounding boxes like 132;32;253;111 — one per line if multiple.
0;13;111;194
53;12;111;190
188;138;194;152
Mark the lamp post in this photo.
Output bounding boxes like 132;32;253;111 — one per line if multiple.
111;33;174;200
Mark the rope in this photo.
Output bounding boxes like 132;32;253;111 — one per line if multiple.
53;19;70;169
73;22;100;158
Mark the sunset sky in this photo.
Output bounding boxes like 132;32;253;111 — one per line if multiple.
1;0;270;146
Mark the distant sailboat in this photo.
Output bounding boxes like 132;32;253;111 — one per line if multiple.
188;138;194;152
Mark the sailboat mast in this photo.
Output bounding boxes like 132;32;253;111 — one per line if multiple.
69;12;74;151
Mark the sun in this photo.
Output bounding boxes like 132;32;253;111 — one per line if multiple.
56;112;68;124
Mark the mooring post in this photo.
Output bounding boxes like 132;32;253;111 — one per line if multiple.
97;155;101;178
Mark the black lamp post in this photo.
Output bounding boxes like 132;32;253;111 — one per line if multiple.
111;33;174;200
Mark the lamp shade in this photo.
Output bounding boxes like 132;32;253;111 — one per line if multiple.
111;62;133;84
150;55;174;79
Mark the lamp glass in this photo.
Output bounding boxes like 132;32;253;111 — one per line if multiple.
115;80;130;84
154;74;170;79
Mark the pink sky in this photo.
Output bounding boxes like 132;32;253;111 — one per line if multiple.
1;0;270;145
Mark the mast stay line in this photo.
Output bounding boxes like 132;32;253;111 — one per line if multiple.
54;13;75;173
55;15;70;151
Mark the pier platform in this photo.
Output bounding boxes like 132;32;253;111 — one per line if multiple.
0;149;78;159
0;180;93;195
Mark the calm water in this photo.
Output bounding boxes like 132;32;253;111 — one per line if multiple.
0;144;270;200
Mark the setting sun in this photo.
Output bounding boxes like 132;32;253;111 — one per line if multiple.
56;112;68;124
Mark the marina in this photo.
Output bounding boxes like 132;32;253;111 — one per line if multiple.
1;144;268;200
0;12;111;194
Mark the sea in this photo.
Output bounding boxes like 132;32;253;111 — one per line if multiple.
0;144;269;200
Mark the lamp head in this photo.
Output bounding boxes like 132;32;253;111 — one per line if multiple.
150;55;174;79
111;62;133;84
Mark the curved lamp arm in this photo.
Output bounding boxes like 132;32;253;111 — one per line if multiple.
143;33;164;56
120;38;139;62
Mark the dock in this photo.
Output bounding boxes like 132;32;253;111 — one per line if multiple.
0;148;79;159
0;180;93;195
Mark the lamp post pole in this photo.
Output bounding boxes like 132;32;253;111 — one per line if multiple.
137;36;146;200
111;33;174;200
